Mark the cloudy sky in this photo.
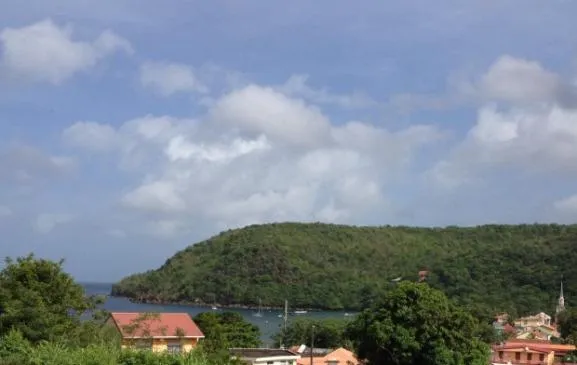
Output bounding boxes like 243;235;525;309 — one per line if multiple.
1;0;577;281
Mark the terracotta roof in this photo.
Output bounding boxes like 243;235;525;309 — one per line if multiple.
296;348;361;365
109;312;204;339
230;348;299;359
493;339;575;354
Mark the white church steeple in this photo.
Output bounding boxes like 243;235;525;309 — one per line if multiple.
556;278;566;319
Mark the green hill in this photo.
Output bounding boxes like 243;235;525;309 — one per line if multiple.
111;222;577;315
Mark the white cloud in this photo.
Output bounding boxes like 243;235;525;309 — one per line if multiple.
62;121;120;152
429;55;577;189
33;213;74;234
0;18;132;84
278;74;377;109
430;104;577;188
210;84;332;147
479;55;562;105
140;61;208;96
122;180;186;214
64;83;441;237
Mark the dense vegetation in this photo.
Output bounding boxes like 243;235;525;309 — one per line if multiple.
0;329;215;365
0;255;244;365
347;282;490;365
192;311;260;359
0;254;108;344
272;317;353;349
112;222;576;314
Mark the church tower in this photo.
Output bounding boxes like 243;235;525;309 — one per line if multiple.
556;278;566;322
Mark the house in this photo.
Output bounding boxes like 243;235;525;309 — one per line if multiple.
290;345;361;365
514;312;552;328
491;339;576;365
515;324;560;341
108;312;204;353
229;348;301;365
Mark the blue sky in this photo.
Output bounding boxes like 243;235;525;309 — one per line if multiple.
1;0;577;281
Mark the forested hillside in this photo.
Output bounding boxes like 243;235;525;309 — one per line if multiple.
111;222;577;315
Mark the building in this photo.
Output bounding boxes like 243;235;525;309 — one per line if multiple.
491;339;576;365
229;348;301;365
108;312;204;353
290;345;361;365
514;312;552;328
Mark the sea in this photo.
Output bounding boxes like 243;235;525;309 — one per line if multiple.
83;283;355;346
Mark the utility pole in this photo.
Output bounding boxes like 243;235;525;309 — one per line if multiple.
310;325;315;365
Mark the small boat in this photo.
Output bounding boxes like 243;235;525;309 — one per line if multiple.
211;306;218;310
253;298;263;317
294;310;307;315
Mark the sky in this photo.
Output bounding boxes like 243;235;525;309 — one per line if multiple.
1;0;577;281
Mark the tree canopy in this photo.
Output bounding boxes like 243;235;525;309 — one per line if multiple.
558;308;577;344
346;281;490;365
0;254;101;343
272;317;352;349
193;311;260;354
113;222;576;315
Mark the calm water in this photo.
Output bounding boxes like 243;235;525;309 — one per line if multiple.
83;283;355;346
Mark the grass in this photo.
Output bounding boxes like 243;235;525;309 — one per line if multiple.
0;330;222;365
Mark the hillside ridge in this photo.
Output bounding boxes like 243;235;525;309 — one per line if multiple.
111;222;577;314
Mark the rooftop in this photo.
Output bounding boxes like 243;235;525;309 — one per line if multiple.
230;348;299;359
109;312;204;339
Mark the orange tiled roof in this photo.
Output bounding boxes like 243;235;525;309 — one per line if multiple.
493;339;575;354
296;348;361;365
109;312;205;339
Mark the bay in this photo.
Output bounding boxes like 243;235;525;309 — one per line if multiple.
82;283;355;346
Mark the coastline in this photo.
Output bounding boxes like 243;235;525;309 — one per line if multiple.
113;295;356;313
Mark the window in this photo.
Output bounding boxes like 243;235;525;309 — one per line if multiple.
498;351;503;359
539;354;545;361
266;362;273;365
167;343;181;354
527;353;532;361
134;339;152;350
515;352;521;361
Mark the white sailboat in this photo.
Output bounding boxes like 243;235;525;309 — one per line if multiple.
253;298;263;317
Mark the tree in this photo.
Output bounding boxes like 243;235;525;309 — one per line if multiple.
0;254;100;343
346;281;490;365
194;311;260;353
557;308;577;344
272;318;352;349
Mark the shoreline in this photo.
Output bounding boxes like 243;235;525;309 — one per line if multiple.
112;295;358;313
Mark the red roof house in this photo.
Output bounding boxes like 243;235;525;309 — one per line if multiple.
108;312;204;353
491;339;576;365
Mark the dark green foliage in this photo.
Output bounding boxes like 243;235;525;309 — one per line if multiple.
272;318;352;349
0;254;101;343
194;311;260;350
112;222;576;314
0;329;230;365
192;311;260;363
346;281;490;365
558;308;577;344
